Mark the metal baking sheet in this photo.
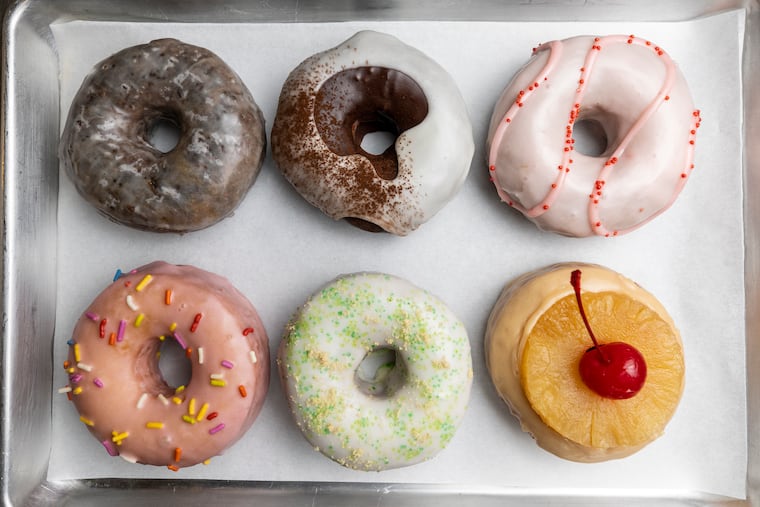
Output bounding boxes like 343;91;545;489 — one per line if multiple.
2;1;759;505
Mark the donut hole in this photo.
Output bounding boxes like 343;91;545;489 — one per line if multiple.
157;337;192;389
147;114;182;153
355;346;407;397
359;128;397;157
314;66;428;182
572;118;609;157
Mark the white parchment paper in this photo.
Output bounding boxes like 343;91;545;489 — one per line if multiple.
48;11;746;499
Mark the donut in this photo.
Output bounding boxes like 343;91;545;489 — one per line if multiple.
59;38;267;233
59;261;270;469
486;35;701;237
485;263;684;462
271;30;474;236
278;272;472;470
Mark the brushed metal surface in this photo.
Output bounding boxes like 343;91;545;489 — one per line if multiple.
1;0;756;505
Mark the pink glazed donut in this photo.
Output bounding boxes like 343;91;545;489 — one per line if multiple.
60;261;269;470
487;35;701;237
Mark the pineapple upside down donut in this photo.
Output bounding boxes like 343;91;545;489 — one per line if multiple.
60;261;270;470
485;263;684;462
271;30;474;236
278;272;473;471
487;35;702;237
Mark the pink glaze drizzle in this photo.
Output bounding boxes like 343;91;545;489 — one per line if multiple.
488;35;701;236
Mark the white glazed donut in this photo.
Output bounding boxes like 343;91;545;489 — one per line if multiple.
277;273;472;471
271;30;474;236
487;35;701;237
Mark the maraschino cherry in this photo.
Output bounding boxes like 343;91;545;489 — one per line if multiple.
571;269;647;399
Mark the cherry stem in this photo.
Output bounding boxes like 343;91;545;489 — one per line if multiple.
570;269;609;364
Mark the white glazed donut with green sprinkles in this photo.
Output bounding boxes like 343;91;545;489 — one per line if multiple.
277;272;472;471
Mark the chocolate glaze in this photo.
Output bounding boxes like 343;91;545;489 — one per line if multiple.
314;67;428;183
59;39;267;233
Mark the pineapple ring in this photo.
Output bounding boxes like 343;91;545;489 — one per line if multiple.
277;272;473;471
485;262;684;462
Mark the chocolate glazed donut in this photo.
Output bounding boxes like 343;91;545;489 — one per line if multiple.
272;31;474;236
59;38;267;233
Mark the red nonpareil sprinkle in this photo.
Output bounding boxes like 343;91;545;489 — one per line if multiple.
124;281;131;288
505;118;511;123
542;204;549;210
207;412;218;421
99;319;107;339
238;385;247;398
242;327;254;336
63;360;70;370
664;95;670;101
185;347;193;359
489;165;495;172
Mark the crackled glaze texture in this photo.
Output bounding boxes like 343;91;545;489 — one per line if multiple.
59;38;267;233
487;35;700;237
61;261;270;469
271;30;474;236
278;273;473;470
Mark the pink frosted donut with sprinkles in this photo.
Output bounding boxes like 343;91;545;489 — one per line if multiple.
486;35;701;237
59;261;269;470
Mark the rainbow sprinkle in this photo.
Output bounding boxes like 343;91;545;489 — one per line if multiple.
134;313;145;327
111;431;129;445
93;378;104;388
80;415;94;426
145;422;164;429
72;386;83;395
102;440;118;456
76;362;93;372
113;269;123;281
196;403;209;421
182;415;197;425
135;274;153;292
85;311;99;321
136;393;148;409
249;351;257;364
198;347;205;364
221;360;234;369
238;385;247;398
210;379;226;387
74;343;81;362
126;295;138;311
209;423;225;435
58;386;72;394
117;320;127;342
173;332;187;350
157;394;169;406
